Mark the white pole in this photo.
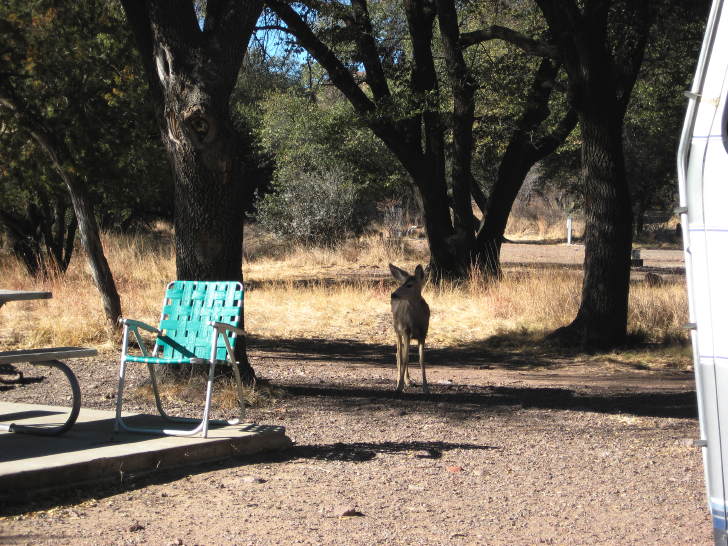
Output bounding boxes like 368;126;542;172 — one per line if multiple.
566;216;573;245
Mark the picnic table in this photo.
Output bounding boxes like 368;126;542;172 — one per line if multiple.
0;290;96;435
0;289;52;308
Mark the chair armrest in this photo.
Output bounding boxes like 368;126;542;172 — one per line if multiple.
119;317;162;335
210;321;244;336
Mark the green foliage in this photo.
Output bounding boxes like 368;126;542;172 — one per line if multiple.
256;166;370;244
625;0;710;231
0;1;173;232
261;91;405;195
254;88;408;242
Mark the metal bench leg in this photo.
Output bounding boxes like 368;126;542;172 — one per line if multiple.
1;360;81;436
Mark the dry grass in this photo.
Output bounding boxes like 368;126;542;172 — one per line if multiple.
0;225;689;369
0;227;175;351
133;374;284;411
504;213;584;242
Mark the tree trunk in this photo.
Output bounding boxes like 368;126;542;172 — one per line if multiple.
550;108;633;348
414;163;458;278
436;0;475;241
121;0;263;381
476;143;537;278
58;169;122;323
533;0;649;350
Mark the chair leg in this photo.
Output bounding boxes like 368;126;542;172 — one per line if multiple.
200;360;217;438
114;327;130;432
147;362;173;421
230;361;246;423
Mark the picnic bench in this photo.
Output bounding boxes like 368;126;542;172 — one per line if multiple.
0;290;96;435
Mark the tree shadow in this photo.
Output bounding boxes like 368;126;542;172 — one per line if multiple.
266;439;498;463
0;438;497;515
248;332;691;373
249;333;573;370
504;238;577;245
278;382;697;420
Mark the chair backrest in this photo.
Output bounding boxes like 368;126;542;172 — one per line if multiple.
156;281;244;362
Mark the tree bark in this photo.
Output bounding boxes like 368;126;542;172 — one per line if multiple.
122;0;263;382
550;108;632;347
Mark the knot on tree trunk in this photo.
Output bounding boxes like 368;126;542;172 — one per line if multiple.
182;106;218;148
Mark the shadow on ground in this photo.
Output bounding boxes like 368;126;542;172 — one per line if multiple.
0;439;496;516
278;383;697;420
249;332;690;373
249;332;695;421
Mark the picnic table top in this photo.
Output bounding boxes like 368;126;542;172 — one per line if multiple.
0;347;97;364
0;290;52;304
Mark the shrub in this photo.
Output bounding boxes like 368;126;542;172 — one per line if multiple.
255;167;374;245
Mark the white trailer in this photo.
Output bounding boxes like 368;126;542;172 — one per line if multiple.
678;0;728;542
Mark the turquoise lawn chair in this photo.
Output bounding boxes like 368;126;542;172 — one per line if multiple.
115;281;246;437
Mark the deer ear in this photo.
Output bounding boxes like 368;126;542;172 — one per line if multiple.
414;264;425;281
389;263;409;282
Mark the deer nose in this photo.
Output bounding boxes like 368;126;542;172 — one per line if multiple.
391;293;400;300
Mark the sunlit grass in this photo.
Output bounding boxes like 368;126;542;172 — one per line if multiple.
0;224;690;371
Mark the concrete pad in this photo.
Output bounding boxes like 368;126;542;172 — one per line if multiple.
0;402;292;498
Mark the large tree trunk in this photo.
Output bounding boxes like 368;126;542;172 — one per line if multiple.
122;0;263;382
550;107;633;348
165;104;246;281
534;0;649;350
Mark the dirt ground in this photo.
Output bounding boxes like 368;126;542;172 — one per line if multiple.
0;243;711;545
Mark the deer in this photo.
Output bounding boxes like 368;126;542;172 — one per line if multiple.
389;263;430;393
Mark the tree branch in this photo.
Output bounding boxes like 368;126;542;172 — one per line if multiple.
267;0;376;116
350;0;390;100
254;24;297;36
535;107;577;156
460;25;558;58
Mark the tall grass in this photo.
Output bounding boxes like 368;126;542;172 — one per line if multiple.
0;227;688;356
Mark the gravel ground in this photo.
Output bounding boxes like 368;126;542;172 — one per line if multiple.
0;243;705;544
0;340;711;545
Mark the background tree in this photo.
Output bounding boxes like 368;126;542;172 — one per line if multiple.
267;0;575;279
0;2;124;323
0;128;76;276
256;88;408;243
625;0;709;237
458;1;577;276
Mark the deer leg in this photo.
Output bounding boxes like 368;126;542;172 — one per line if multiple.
395;334;405;392
418;341;429;394
404;339;412;387
398;333;410;392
